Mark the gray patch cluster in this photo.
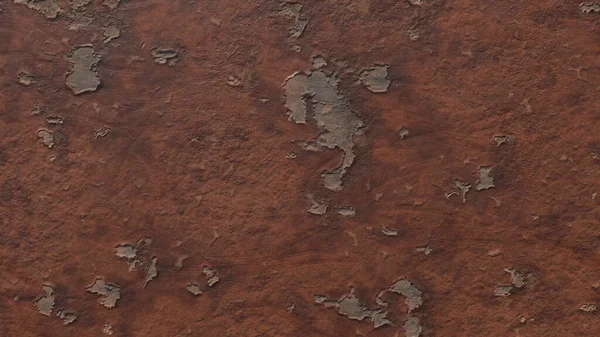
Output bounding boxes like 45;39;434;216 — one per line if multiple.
86;278;121;308
580;2;600;13
56;309;77;325
152;48;179;66
14;0;60;19
314;289;392;329
66;46;101;95
283;68;364;190
360;65;391;93
203;266;220;287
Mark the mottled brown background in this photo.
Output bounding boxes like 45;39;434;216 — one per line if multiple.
2;0;600;336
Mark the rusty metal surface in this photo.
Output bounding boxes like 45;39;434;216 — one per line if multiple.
2;1;600;336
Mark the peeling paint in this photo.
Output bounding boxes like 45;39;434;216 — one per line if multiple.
143;256;158;288
580;2;600;13
389;279;423;313
381;226;399;236
493;135;510;146
203;266;220;287
446;179;471;203
56;309;77;325
35;285;55;317
308;200;328;215
14;0;60;19
66;46;101;95
494;285;513;297
399;127;410;140
87;277;121;308
94;128;111;139
580;304;597;312
152;48;179;66
404;316;422;337
37;129;55;148
186;283;203;296
283;69;364;190
337;206;356;217
360;65;390;93
315;289;392;329
18;72;35;86
103;26;121;44
504;267;527;288
102;323;114;335
475;166;495;191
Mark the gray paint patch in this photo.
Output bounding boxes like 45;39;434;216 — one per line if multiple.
580;2;600;13
56;309;77;325
203;266;219;287
283;69;364;190
446;179;471;203
46;116;63;125
337;206;356;217
404;316;422;337
18;72;35;86
315;289;392;329
360;65;390;93
37;129;54;148
143;256;158;288
66;46;101;95
102;323;114;335
381;226;399;237
70;0;92;8
152;48;178;66
580;304;597;312
35;285;55;317
186;283;203;296
86;277;121;308
504;267;527;288
389;279;423;313
493;135;510;146
312;56;327;69
103;26;121;44
14;0;60;19
399;127;410;140
94;128;110;139
475;166;495;191
308;200;328;215
494;285;513;297
416;245;432;255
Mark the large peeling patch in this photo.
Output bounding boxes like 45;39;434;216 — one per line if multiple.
283;69;364;190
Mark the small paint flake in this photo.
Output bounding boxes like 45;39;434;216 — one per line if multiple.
37;129;55;148
186;283;203;296
102;323;114;335
35;285;55;317
475;166;495;191
18;72;35;85
494;285;513;297
404;316;422;337
381;227;398;237
86;278;121;308
580;304;597;312
360;65;391;93
143;256;158;288
203;266;219;287
56;309;77;325
580;2;600;13
389;279;423;313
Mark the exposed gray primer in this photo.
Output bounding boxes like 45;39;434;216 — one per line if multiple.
307;200;328;215
580;304;597;312
494;285;513;297
143;256;158;288
315;289;392;329
103;26;121;44
360;65;390;93
446;179;470;203
35;285;55;317
94;128;111;139
404;316;422;337
102;323;114;335
312;56;327;69
203;266;220;287
580;2;600;13
18;72;35;86
103;0;120;9
46;116;64;125
66;46;101;95
337;206;356;217
186;283;203;296
70;0;92;8
283;68;364;190
504;267;526;288
389;279;423;313
279;2;308;39
475;166;495;191
399;127;410;140
152;48;178;66
14;0;60;19
115;243;137;270
381;226;399;237
493;135;510;146
86;277;121;308
56;309;77;325
37;129;55;148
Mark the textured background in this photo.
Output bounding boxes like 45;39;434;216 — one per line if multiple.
2;0;600;336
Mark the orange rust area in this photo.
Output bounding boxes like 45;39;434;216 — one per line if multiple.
2;1;600;336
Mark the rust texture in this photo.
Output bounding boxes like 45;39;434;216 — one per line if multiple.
2;0;600;336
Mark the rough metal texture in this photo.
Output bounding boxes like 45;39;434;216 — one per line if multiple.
3;1;600;336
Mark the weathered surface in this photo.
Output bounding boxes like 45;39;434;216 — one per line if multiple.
65;46;101;94
86;278;121;308
3;1;600;337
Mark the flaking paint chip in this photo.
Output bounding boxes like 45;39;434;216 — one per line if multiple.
143;256;158;288
66;46;101;95
579;304;597;312
186;283;203;296
389;279;423;313
86;277;121;308
580;2;600;13
35;285;55;317
56;309;77;325
203;266;219;287
381;226;399;236
152;48;179;66
404;316;423;337
308;200;328;215
494;285;513;297
315;289;392;329
37;129;55;148
103;26;121;44
18;72;35;86
360;65;391;93
14;0;61;19
475;166;495;191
